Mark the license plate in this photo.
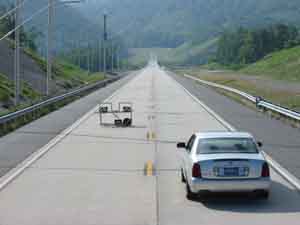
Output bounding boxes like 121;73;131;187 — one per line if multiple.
223;167;239;177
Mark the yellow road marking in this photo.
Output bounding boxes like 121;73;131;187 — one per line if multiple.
151;132;156;140
146;161;153;176
146;132;150;140
147;131;156;140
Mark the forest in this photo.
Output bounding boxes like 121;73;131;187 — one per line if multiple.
215;24;300;66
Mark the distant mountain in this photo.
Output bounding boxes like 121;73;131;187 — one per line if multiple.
3;0;300;65
76;0;300;65
3;0;102;56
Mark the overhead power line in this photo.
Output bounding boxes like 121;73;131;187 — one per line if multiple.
0;2;50;42
111;21;137;40
0;0;29;21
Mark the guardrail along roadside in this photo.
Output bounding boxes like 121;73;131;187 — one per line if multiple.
184;74;300;128
0;76;120;137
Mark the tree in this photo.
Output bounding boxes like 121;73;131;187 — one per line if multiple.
215;24;299;66
238;31;256;64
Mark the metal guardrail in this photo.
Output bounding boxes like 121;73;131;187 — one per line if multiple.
0;76;121;125
184;74;300;122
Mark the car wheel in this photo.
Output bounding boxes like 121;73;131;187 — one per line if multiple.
186;183;197;200
181;169;186;183
256;190;269;199
259;191;270;199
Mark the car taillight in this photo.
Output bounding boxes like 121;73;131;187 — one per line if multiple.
192;163;202;178
261;162;270;177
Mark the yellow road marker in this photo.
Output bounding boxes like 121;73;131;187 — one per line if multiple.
146;132;150;140
145;161;154;176
151;132;156;140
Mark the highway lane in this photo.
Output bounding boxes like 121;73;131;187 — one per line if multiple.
170;71;300;180
0;65;300;225
0;72;135;177
153;69;300;225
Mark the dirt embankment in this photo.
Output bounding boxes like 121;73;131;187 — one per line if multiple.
0;41;46;94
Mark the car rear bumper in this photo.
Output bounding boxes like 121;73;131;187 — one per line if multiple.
189;177;271;193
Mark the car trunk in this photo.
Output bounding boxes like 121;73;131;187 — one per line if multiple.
196;154;264;180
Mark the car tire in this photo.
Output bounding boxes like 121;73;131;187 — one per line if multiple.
181;169;186;183
255;190;269;199
259;190;269;199
186;183;197;200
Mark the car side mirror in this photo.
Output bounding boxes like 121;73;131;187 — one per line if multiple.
257;141;263;147
177;142;186;149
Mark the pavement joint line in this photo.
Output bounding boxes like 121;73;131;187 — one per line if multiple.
169;71;300;193
11;131;157;143
27;166;178;173
0;74;138;192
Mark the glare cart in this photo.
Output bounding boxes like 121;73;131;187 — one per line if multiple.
99;102;133;127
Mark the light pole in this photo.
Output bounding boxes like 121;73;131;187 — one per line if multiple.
87;42;90;73
103;13;107;74
77;38;81;68
116;45;120;71
111;42;114;72
46;0;54;96
86;35;91;74
98;39;101;72
14;0;21;106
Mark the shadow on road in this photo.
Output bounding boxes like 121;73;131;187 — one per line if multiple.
189;181;300;213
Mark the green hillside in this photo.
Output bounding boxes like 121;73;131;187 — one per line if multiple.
241;46;300;81
79;0;300;48
0;72;40;114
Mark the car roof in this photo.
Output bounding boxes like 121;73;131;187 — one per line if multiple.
195;131;254;139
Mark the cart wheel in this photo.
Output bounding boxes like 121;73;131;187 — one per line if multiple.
114;119;123;127
123;118;132;127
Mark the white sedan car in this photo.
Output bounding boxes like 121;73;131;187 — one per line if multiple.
177;132;271;199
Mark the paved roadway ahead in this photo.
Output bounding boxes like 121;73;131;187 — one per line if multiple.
0;65;300;225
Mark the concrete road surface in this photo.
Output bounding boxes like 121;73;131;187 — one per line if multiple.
0;73;134;177
0;65;299;225
170;72;300;180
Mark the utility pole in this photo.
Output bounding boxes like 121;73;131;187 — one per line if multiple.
111;42;114;72
14;0;21;105
87;38;90;74
98;39;101;72
116;46;120;71
46;0;54;96
77;40;81;68
103;13;107;73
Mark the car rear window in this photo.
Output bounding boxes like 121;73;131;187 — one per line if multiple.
196;138;258;154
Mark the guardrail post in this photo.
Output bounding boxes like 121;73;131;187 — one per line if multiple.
1;123;6;135
295;120;300;129
22;114;25;124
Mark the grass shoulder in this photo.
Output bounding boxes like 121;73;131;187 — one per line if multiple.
0;73;41;110
175;68;300;112
240;46;300;82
